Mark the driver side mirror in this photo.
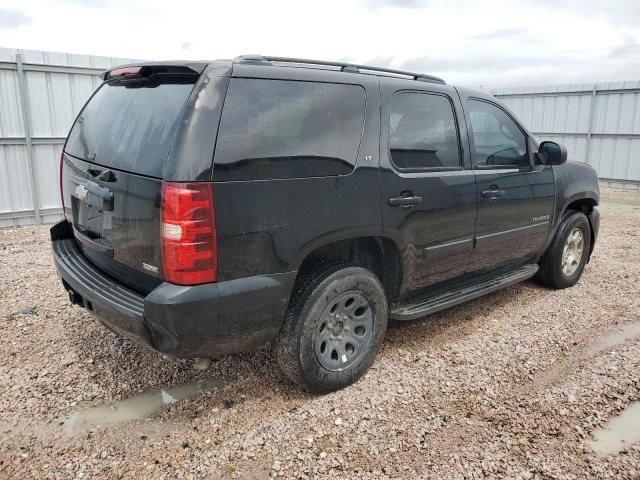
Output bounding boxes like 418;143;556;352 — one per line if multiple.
537;141;567;165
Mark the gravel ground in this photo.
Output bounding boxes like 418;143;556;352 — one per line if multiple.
1;189;639;479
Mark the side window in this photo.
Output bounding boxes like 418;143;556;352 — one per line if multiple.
389;92;461;170
467;99;529;168
214;78;366;181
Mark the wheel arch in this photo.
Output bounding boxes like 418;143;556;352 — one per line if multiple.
293;233;403;303
561;195;598;259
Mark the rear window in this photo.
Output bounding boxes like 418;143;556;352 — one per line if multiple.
65;77;196;178
213;78;366;181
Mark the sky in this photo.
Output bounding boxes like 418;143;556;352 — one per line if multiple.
0;0;639;88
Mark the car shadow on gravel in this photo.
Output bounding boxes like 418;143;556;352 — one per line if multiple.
66;311;305;404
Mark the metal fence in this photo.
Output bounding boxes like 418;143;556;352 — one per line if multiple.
492;81;640;185
1;48;639;227
0;48;137;228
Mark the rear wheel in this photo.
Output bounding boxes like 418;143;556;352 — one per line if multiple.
535;210;591;289
275;263;388;393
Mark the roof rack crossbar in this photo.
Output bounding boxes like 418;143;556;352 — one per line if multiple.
234;55;446;85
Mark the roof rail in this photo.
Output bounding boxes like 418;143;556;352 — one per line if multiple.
233;55;446;85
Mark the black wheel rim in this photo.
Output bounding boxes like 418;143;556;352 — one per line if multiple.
313;291;374;372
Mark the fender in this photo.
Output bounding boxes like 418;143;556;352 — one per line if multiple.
541;161;599;254
292;227;402;269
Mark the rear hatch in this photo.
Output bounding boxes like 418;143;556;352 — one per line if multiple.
61;64;202;294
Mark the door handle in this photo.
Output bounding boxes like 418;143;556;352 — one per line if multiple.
481;188;506;200
388;194;423;208
70;176;115;211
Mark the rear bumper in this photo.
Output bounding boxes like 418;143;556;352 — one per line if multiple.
51;220;296;357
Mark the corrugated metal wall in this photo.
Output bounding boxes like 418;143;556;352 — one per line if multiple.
1;48;639;227
492;81;640;184
0;48;138;227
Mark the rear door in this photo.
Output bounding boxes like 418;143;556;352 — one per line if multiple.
380;82;476;297
211;73;379;282
461;95;555;272
61;67;202;293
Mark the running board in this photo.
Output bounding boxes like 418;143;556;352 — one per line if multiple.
389;264;539;321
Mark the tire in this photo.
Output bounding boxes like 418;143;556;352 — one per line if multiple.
535;210;591;289
275;263;388;393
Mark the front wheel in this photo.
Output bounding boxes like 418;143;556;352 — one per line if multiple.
535;210;592;289
275;263;388;393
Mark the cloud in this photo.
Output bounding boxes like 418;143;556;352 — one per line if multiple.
2;0;639;89
0;8;32;28
365;0;429;9
471;28;528;40
364;55;396;68
609;38;640;59
51;0;106;6
528;0;640;25
395;51;640;88
399;54;570;74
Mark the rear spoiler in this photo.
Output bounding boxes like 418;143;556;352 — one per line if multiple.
101;62;207;81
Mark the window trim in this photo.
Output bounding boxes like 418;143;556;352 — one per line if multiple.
466;97;533;171
387;90;464;174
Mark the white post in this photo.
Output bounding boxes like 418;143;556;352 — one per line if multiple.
584;85;598;165
15;52;41;226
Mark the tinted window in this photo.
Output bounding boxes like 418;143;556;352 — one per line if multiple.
389;92;461;170
468;99;529;168
66;78;196;178
214;79;365;181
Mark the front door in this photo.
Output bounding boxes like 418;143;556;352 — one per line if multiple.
380;85;476;297
463;97;555;272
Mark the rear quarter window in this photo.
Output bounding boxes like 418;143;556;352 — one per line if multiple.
65;77;196;178
389;91;461;170
213;78;366;181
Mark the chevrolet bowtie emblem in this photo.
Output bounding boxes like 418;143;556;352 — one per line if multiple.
75;184;88;201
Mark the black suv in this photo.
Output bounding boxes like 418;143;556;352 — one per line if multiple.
51;56;600;392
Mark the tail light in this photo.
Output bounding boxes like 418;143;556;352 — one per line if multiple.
161;182;217;285
59;151;66;219
108;66;142;78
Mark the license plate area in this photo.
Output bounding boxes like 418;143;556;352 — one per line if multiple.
71;176;114;254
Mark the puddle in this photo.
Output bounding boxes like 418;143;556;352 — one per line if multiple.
587;402;640;456
589;322;640;355
60;378;223;435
